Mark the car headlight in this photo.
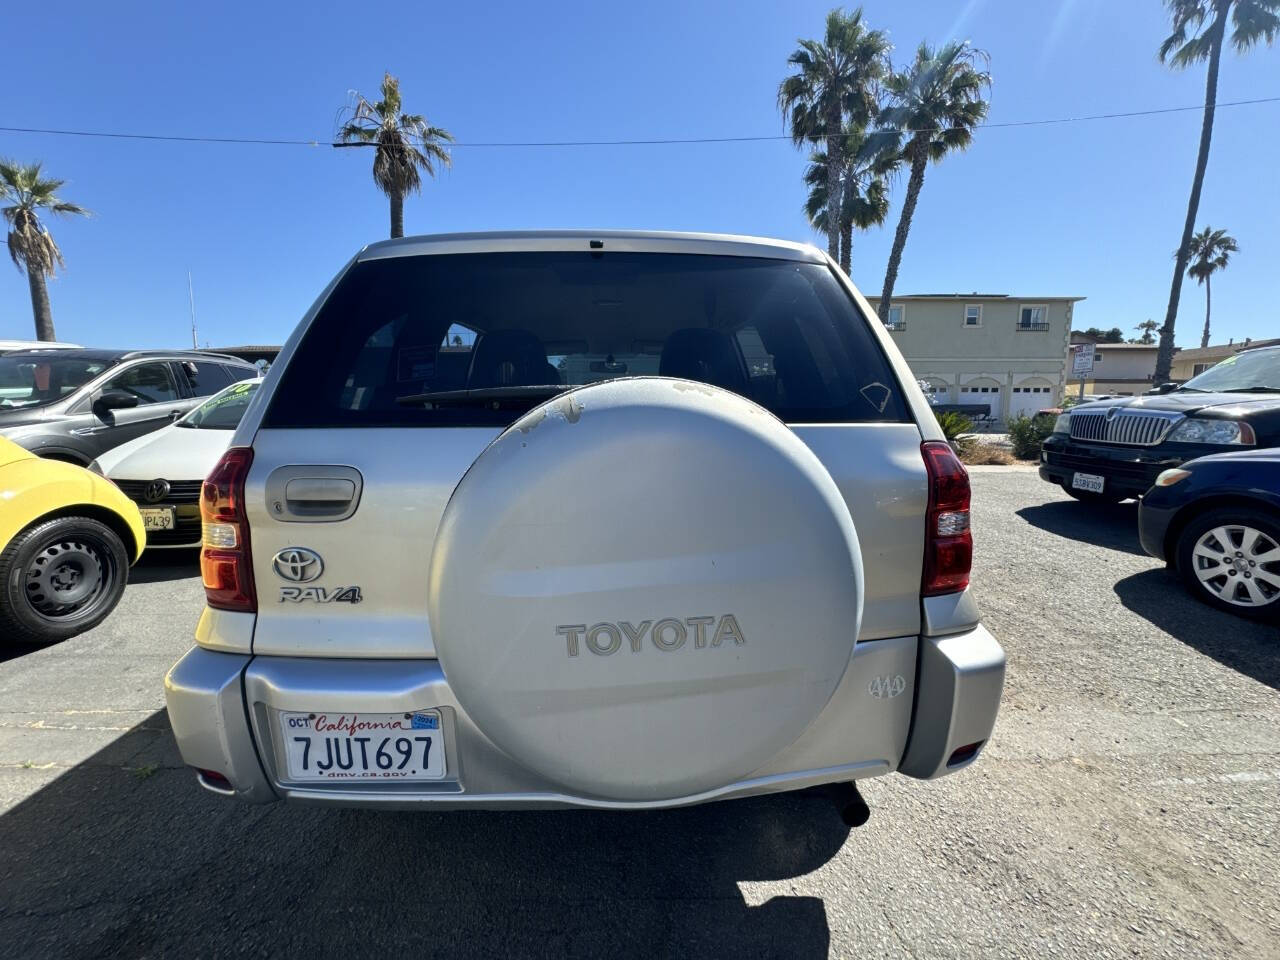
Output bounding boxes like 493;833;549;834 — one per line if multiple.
1165;418;1255;445
1053;413;1071;434
86;459;104;476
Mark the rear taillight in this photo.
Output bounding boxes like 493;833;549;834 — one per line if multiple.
921;441;972;597
201;447;256;612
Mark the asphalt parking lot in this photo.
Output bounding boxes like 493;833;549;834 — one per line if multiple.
1;467;1276;959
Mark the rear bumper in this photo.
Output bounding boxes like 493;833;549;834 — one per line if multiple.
898;625;1005;779
164;626;1004;808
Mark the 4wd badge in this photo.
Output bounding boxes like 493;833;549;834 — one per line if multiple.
868;675;906;699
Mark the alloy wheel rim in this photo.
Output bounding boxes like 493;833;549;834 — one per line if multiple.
1191;524;1280;608
23;539;111;620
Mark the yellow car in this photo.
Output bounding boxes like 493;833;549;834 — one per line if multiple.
0;436;144;645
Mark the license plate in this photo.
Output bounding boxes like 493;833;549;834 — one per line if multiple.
139;507;175;531
1072;472;1105;494
279;711;446;782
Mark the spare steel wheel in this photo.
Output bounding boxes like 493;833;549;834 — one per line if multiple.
428;377;863;801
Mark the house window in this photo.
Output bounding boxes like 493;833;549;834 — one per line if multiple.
1094;352;1103;363
886;305;905;330
1018;305;1049;330
1192;362;1212;376
964;305;982;327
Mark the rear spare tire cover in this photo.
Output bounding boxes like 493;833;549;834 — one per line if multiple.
428;378;863;801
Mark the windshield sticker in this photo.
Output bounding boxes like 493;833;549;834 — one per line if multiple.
396;346;435;382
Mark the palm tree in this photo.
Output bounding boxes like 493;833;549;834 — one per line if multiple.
1;161;89;342
1154;0;1279;382
1181;226;1238;347
338;72;454;239
873;41;990;323
802;124;894;273
779;8;890;262
1134;319;1160;344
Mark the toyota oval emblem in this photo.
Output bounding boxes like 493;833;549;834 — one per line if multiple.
272;547;324;583
144;479;171;503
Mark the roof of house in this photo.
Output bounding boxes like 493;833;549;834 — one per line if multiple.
892;293;1085;302
1172;338;1280;362
1084;342;1161;350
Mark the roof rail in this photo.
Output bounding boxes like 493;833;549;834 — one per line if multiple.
118;349;253;363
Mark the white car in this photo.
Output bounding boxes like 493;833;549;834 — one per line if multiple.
93;379;261;548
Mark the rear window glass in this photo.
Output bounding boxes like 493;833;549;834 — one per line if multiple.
265;252;908;428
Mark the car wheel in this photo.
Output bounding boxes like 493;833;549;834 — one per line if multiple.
1060;483;1126;504
1175;508;1280;624
0;516;131;645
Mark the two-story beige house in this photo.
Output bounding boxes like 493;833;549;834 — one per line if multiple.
883;294;1081;421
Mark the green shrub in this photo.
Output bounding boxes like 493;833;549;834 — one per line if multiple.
934;410;973;441
1006;413;1054;460
935;410;976;458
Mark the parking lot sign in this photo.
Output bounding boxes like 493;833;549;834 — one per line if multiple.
1071;343;1096;377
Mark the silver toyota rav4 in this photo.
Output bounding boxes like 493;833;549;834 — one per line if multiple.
165;231;1005;811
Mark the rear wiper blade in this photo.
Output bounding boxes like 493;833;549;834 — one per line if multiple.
395;384;571;406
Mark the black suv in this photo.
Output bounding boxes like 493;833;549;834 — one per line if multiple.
0;349;259;464
1040;345;1280;502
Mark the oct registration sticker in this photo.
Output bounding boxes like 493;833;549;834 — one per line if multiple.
280;711;446;782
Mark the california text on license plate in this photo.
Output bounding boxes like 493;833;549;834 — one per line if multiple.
1072;472;1105;494
140;507;175;531
280;711;446;782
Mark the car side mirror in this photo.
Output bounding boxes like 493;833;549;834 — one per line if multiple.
1152;382;1178;394
94;390;139;414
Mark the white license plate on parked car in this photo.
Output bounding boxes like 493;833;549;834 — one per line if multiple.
139;507;175;531
1071;472;1105;494
279;711;446;782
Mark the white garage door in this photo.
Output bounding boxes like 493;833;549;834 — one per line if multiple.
926;382;952;404
1009;385;1053;419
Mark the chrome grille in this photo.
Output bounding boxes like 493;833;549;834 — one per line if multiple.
1069;410;1182;446
114;479;205;503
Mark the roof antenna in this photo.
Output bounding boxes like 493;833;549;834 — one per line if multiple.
188;271;199;349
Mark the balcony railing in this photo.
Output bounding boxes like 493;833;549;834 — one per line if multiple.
1016;322;1050;331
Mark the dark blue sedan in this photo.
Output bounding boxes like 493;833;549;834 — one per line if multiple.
1139;448;1280;623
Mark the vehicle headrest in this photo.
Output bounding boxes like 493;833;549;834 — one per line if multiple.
468;330;552;388
659;328;747;393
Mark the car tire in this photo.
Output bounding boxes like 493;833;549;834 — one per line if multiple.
1174;507;1280;624
1060;483;1127;504
0;516;131;645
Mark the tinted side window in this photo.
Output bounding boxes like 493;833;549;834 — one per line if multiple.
103;362;178;405
220;363;257;383
266;252;909;428
179;361;234;396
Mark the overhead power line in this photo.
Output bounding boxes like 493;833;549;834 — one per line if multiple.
1;96;1277;150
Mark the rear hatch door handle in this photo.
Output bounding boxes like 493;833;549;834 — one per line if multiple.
265;465;363;522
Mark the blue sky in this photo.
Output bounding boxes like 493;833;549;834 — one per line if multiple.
1;0;1276;349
